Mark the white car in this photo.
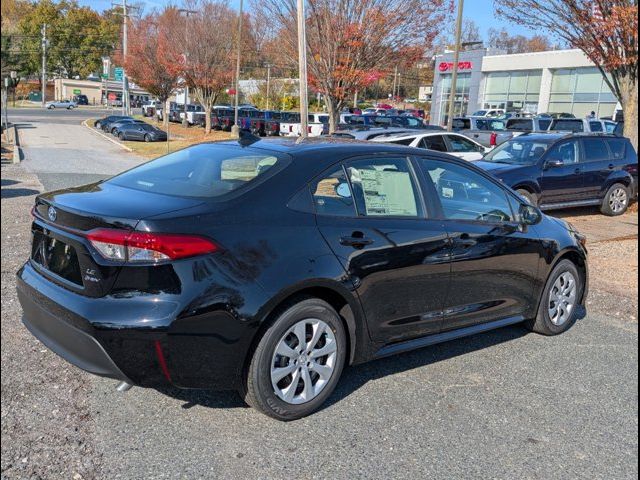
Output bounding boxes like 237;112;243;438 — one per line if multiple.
371;131;490;161
472;109;505;118
46;100;77;110
280;113;329;137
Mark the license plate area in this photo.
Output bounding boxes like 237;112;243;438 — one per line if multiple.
32;230;83;286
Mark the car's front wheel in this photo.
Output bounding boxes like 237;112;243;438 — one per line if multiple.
144;134;151;142
516;189;538;207
118;132;125;141
601;183;630;216
526;259;584;336
243;298;347;421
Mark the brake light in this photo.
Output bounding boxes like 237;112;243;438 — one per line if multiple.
86;228;219;263
490;132;498;147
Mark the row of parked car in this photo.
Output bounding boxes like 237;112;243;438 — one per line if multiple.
93;115;167;142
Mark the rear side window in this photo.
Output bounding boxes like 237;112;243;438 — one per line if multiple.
507;119;533;131
312;167;355;217
389;138;416;146
109;144;289;199
605;138;627;160
345;158;422;217
582;138;610;161
421;135;448;152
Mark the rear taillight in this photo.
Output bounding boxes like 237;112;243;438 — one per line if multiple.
490;132;498;147
86;228;219;263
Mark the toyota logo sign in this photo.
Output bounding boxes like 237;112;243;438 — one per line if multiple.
439;61;473;72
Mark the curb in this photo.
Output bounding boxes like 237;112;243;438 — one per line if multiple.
82;119;133;153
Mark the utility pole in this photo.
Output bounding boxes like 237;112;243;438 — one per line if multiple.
232;0;244;138
41;24;47;108
178;9;197;126
265;64;272;111
122;0;128;116
447;0;464;131
297;0;309;138
392;65;398;103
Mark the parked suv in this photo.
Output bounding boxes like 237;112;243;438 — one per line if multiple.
474;133;638;216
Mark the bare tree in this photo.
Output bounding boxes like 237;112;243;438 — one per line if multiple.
254;0;452;132
163;0;238;134
496;0;638;151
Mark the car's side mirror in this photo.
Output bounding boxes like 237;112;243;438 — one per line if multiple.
520;203;542;226
544;158;564;169
335;183;352;198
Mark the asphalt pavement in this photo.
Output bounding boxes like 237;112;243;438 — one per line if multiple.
1;109;638;479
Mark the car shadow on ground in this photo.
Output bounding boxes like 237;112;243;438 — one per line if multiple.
1;187;40;199
158;324;530;414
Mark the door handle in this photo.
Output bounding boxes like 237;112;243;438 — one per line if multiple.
340;234;374;248
609;164;615;170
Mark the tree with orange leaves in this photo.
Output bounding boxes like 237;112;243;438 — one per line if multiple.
123;8;181;128
255;0;453;132
496;0;639;151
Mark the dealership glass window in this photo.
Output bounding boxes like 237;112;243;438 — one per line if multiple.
482;70;542;113
439;73;472;123
549;67;618;118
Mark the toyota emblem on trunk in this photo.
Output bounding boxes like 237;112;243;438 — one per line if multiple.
47;206;57;222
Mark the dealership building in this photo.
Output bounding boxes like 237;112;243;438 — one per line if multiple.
430;48;620;125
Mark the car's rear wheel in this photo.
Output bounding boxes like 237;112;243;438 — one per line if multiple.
516;188;538;207
601;183;630;216
243;298;347;421
526;259;584;336
144;134;151;142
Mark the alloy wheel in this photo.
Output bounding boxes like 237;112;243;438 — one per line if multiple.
270;319;338;405
609;188;628;213
548;272;577;326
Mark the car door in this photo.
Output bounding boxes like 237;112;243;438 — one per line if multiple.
443;134;485;161
313;156;451;344
580;137;616;200
539;139;585;204
415;157;541;331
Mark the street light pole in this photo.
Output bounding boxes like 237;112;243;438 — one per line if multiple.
232;0;244;138
41;24;47;108
121;0;128;116
446;0;464;131
297;0;309;138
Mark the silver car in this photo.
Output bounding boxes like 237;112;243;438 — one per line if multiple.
46;100;77;110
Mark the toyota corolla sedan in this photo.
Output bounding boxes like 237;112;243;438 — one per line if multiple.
17;137;588;420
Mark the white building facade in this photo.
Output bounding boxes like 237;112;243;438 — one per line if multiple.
430;48;619;126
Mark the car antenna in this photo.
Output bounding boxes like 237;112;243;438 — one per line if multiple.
238;129;261;147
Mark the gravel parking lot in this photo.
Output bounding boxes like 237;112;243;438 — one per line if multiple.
1;110;638;479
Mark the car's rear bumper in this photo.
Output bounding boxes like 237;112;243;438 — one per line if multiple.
16;261;258;390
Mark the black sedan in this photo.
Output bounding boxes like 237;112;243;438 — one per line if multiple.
17;137;588;420
94;115;132;130
109;119;146;135
475;133;638;216
116;123;167;142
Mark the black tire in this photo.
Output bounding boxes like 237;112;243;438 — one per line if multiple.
516;188;538;207
526;259;584;336
600;183;630;216
144;134;151;142
111;127;118;135
243;298;347;421
118;132;125;141
49;105;55;109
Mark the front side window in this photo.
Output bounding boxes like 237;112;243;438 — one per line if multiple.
312;167;356;217
109;144;288;199
419;159;514;223
447;135;480;153
345;158;422;217
547;141;580;164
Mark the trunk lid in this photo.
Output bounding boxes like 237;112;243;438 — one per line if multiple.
31;182;204;297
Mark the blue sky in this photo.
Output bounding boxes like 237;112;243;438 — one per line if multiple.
80;0;533;39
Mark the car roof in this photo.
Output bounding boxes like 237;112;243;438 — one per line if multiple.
371;131;457;142
211;136;453;163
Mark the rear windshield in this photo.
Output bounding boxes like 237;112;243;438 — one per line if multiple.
551;119;584;132
108;144;289;199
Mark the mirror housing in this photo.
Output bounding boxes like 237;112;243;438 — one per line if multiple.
335;183;352;199
520;203;542;226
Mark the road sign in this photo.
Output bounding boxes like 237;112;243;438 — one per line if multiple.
73;89;81;95
114;67;124;82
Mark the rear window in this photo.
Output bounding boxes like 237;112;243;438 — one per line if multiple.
551;119;584;132
108;144;289;199
583;138;610;161
606;138;627;159
506;119;533;131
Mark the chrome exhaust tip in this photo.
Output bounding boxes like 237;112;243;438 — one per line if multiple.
116;381;133;392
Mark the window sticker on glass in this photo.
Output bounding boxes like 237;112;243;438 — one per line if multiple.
352;168;418;216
